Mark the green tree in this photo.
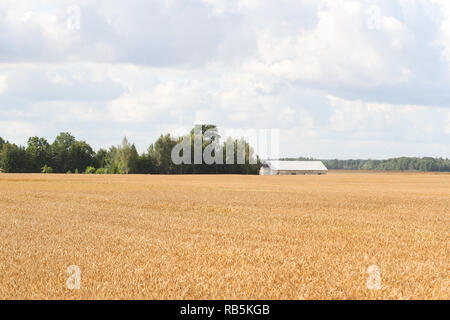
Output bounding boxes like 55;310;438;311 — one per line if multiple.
0;137;5;169
0;143;28;173
41;164;54;174
26;137;50;172
128;144;139;173
149;134;178;174
94;148;108;169
85;166;96;174
105;146;119;174
116;137;139;174
51;132;76;173
136;152;155;174
69;140;95;172
95;168;108;174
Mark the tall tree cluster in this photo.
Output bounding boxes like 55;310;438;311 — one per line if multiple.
0;125;261;174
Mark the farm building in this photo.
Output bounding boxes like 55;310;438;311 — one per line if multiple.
260;160;328;175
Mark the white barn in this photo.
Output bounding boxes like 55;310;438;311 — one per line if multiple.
260;160;328;175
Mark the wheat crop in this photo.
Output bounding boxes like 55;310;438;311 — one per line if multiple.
0;172;448;299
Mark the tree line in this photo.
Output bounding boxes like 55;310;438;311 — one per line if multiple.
0;125;260;174
283;157;450;172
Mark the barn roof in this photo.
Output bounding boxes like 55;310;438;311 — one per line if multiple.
265;160;328;171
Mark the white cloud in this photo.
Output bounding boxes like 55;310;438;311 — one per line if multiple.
251;0;413;86
0;0;255;66
430;0;450;65
0;63;124;103
327;95;449;143
0;121;40;145
0;0;449;158
0;75;6;94
445;112;450;134
108;78;209;124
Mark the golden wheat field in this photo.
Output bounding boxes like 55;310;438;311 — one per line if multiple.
0;172;448;300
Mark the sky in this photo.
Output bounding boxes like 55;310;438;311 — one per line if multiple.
1;0;450;159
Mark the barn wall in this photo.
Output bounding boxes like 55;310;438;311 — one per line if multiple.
277;170;327;175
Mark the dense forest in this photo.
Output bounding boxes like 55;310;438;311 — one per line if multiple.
283;157;450;172
0;125;260;174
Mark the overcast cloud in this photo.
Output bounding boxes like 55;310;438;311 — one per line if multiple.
0;0;449;158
